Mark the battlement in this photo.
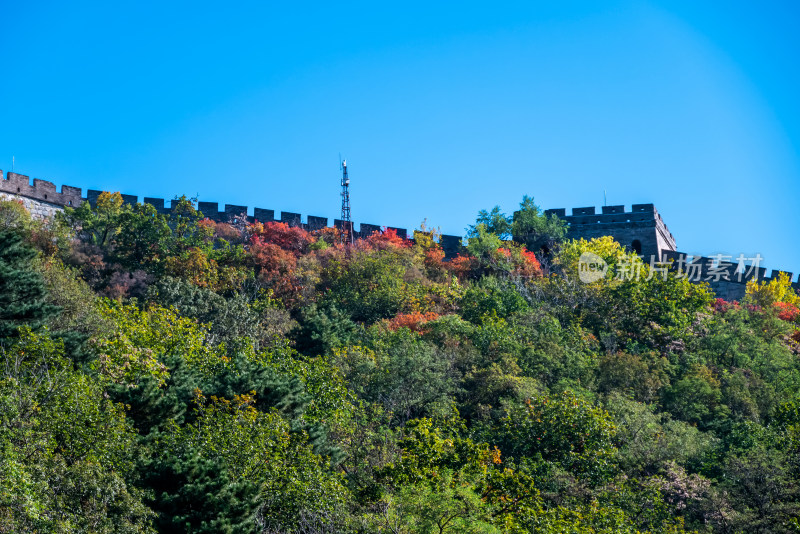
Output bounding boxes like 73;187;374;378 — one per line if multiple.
661;250;800;301
544;204;676;247
661;250;800;286
84;190;428;242
0;170;83;207
0;170;462;257
544;204;677;261
3;170;798;293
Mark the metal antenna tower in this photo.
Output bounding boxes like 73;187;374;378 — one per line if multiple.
340;159;354;245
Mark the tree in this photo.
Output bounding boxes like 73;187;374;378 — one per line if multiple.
113;202;171;269
468;206;512;240
554;235;631;281
493;392;618;484
746;271;800;308
0;227;59;342
61;191;125;250
511;195;567;253
150;392;349;533
663;365;728;429
0;329;154;532
141;451;260;534
720;446;800;533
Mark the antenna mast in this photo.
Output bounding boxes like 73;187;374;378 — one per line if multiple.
340;159;354;245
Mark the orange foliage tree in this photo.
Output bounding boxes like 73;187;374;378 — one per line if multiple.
251;221;313;256
386;311;440;333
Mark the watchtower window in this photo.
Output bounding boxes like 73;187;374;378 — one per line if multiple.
631;240;642;255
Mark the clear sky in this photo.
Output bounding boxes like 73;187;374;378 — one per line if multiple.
2;1;799;274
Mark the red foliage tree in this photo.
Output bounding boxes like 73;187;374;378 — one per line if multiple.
514;247;542;278
386;311;440;333
360;227;408;251
445;253;479;281
248;236;300;304
713;298;740;313
775;301;800;322
251;221;313;256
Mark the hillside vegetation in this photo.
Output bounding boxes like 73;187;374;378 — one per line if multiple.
2;193;800;533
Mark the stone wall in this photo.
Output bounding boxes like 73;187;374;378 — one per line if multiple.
662;250;799;300
0;170;82;207
4;168;798;296
0;169;462;257
0;192;65;219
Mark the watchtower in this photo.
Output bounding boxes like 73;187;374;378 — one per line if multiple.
544;204;677;261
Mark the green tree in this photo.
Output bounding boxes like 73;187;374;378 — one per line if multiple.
720;446;800;533
153;392;349;533
0;329;154;532
62;191;126;249
511;195;568;253
0;227;59;342
141;451;260;534
663;365;728;428
468;206;512;239
113;202;171;270
493;392;618;484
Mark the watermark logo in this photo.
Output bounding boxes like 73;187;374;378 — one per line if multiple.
575;252;767;284
579;252;608;283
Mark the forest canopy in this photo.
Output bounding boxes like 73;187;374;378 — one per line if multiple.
1;193;799;533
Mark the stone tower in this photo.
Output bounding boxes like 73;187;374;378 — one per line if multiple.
544;204;677;261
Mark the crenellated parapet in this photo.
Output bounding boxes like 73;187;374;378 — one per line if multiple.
0;170;463;257
0;170;83;207
4;170;797;293
661;250;800;301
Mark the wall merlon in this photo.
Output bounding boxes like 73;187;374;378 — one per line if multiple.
144;197;165;210
62;185;82;198
307;215;327;229
632;203;655;213
359;223;381;236
545;208;566;217
6;172;29;186
280;211;301;226
572;207;596;215
33;178;56;193
440;235;463;259
601;205;625;214
253;208;275;222
197;201;219;216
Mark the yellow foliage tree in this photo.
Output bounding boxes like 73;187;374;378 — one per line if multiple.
746;271;800;308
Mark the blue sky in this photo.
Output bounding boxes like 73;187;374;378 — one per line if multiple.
2;1;799;274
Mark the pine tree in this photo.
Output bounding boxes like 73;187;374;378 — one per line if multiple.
0;227;58;341
141;451;261;534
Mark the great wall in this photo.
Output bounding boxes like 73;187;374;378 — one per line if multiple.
2;168;796;301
